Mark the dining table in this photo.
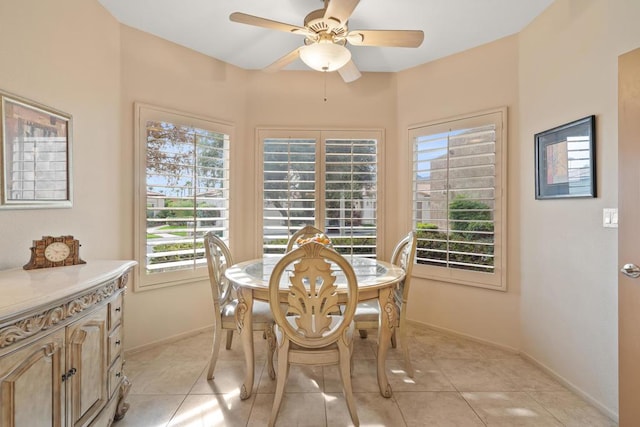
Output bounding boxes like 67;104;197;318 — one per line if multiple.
224;255;406;400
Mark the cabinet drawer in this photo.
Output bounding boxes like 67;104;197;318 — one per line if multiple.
108;324;123;365
109;293;123;329
108;356;123;398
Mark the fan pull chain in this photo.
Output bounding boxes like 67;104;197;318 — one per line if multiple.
323;71;327;102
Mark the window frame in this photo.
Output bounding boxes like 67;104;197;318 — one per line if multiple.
409;108;507;291
256;128;385;258
134;102;233;291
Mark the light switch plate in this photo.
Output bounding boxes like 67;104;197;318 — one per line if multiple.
603;208;618;228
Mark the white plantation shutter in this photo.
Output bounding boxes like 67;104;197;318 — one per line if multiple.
259;129;381;258
136;104;231;289
263;137;317;253
324;137;377;257
410;109;507;290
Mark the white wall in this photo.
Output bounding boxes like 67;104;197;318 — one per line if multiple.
518;0;640;418
396;35;522;350
0;0;122;268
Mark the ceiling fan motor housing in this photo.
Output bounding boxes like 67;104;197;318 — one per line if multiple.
304;8;347;36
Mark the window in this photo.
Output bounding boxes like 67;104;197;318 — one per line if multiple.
135;103;231;290
410;108;507;290
260;129;381;258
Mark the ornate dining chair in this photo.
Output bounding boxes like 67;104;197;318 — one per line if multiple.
354;231;418;377
203;232;275;380
268;242;359;427
285;224;324;252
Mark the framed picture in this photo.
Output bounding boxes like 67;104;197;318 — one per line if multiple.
0;90;73;209
534;115;596;199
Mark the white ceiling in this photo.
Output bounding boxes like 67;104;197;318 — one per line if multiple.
98;0;554;73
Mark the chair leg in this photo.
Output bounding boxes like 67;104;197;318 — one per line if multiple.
349;338;354;376
399;325;414;378
265;324;276;380
206;323;223;380
269;340;290;427
225;329;233;350
390;328;397;348
358;329;368;339
338;341;360;427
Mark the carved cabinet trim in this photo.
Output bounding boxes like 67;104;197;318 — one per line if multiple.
0;260;136;427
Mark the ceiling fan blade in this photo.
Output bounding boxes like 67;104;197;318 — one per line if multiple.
230;12;310;35
263;47;303;73
338;59;362;83
347;30;424;47
324;0;360;25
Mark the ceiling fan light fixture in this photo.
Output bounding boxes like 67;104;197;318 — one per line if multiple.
300;42;351;72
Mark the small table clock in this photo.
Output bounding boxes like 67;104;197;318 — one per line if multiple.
23;235;87;270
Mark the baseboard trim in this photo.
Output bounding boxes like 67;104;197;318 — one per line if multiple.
124;325;212;356
519;352;619;423
405;319;520;354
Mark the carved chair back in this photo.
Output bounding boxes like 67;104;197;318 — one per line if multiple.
390;231;418;308
269;242;358;349
204;232;234;310
286;224;324;252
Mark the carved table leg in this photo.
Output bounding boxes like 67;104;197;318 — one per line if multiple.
376;287;396;398
265;323;276;380
113;376;131;421
236;287;255;400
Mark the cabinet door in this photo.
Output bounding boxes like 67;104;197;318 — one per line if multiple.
0;329;66;427
66;306;108;427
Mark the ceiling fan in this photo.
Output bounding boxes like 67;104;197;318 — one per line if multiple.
230;0;424;83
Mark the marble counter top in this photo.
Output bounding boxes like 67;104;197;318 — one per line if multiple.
0;260;137;321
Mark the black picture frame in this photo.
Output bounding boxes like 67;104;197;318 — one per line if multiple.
534;115;596;199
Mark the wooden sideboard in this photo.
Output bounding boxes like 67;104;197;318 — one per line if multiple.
0;260;136;427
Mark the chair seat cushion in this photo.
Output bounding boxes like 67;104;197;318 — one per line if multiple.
353;300;380;322
221;299;273;323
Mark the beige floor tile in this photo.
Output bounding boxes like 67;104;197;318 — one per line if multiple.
129;359;206;395
194;330;273;362
473;341;520;359
167;393;254;427
324;358;381;393
461;391;564;426
120;325;618;427
352;334;378;359
356;333;408;361
394;391;485;426
436;358;519;392
529;391;618;427
386;357;456;392
258;363;324;393
490;358;566;392
426;334;489;359
113;394;184;427
325;392;405;426
189;358;266;395
248;392;327;426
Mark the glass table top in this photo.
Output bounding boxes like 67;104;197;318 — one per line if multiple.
227;255;403;289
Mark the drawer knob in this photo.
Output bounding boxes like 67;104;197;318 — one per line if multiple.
115;340;121;345
115;307;121;312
